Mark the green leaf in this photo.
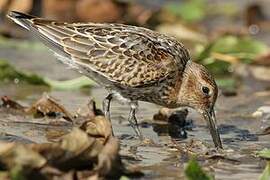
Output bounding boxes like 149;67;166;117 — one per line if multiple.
166;0;206;23
196;35;268;75
211;36;268;55
197;35;268;62
44;76;95;90
208;2;238;17
216;77;237;91
120;176;130;180
260;162;270;180
10;166;27;180
257;149;270;160
203;58;230;75
185;158;213;180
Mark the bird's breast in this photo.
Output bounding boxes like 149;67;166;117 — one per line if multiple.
114;76;181;108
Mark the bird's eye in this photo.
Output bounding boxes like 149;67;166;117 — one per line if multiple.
202;86;210;95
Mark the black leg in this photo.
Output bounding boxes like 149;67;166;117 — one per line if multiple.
103;93;114;135
128;102;143;140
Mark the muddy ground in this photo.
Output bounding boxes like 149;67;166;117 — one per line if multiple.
0;40;269;180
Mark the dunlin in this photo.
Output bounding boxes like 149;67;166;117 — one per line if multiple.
7;11;222;148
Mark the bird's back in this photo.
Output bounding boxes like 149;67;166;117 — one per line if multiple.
7;11;190;92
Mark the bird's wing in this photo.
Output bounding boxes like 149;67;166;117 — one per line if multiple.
8;11;190;87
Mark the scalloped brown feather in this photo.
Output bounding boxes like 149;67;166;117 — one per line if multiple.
8;11;190;89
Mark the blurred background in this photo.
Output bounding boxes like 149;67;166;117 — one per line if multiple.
0;1;270;179
0;0;270;95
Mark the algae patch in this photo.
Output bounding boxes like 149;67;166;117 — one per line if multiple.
0;59;48;86
0;59;95;90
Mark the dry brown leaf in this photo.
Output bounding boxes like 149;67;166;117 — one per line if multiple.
0;142;46;170
0;96;126;179
26;93;74;122
1;94;74;122
97;137;121;176
30;128;102;171
80;116;112;141
0;127;122;178
211;52;240;64
79;99;111;141
1;96;25;111
260;127;270;135
76;99;103;119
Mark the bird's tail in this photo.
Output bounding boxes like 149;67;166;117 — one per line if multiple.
7;11;36;30
7;11;69;58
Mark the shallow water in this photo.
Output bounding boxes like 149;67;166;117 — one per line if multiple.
1;83;269;179
0;41;270;179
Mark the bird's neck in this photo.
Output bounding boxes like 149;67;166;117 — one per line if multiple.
158;62;193;108
175;61;194;107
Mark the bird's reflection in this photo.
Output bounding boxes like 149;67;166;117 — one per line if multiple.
152;109;193;140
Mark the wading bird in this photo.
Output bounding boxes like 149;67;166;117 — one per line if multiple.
7;11;222;148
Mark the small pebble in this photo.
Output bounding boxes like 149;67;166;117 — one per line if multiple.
252;106;270;118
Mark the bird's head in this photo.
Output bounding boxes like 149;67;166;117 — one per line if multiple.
177;61;222;148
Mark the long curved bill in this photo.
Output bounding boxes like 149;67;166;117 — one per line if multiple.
203;108;223;149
